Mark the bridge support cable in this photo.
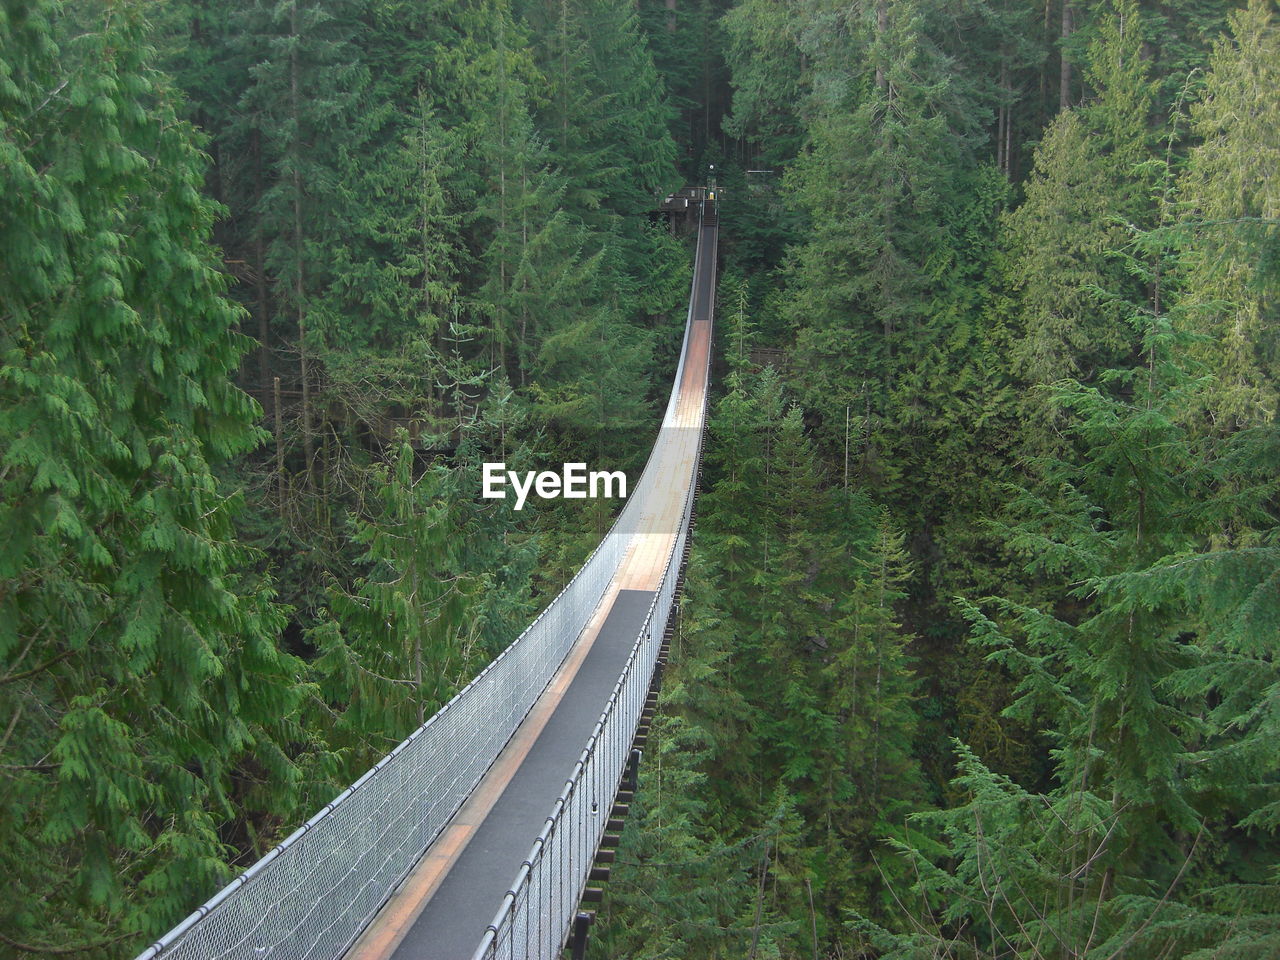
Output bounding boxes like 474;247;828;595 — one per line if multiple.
472;204;717;960
132;202;717;960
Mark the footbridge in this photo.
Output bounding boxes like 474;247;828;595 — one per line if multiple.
135;200;719;960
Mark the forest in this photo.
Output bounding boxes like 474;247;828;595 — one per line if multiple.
1;0;1278;956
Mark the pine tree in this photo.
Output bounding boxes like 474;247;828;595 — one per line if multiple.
240;0;371;488
752;405;833;796
868;290;1278;958
824;503;920;909
588;560;772;960
521;0;674;221
700;362;784;614
780;0;1010;533
313;442;485;771
721;0;807;166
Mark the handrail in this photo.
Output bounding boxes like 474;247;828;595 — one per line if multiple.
134;204;717;960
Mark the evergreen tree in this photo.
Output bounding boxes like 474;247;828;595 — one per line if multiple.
721;0;807;165
700;361;783;613
779;0;1012;547
312;442;483;764
589;559;775;960
824;503;920;910
1177;0;1280;429
1005;0;1159;402
869;276;1280;959
238;0;372;487
0;1;307;949
523;0;676;225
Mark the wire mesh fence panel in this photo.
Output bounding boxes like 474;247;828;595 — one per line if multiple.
135;507;629;960
137;210;715;960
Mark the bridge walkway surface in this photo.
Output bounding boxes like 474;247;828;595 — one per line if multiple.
344;216;719;960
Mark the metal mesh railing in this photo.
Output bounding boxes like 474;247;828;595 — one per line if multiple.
134;531;629;960
471;210;717;960
134;205;716;960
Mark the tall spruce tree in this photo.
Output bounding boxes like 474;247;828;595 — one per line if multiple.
237;0;371;488
824;502;920;911
867;222;1280;957
721;0;807;166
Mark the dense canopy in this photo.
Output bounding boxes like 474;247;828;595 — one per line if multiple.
2;0;1278;957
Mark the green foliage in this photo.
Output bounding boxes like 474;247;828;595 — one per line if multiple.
0;1;307;950
591;560;787;959
614;0;1280;956
5;0;685;947
866;228;1280;960
1176;0;1280;428
7;0;1280;953
1005;0;1161;401
721;0;807;164
599;359;925;954
312;442;482;759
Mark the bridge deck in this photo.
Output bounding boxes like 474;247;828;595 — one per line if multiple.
345;218;717;960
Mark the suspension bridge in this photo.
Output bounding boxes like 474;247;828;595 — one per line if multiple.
135;199;719;960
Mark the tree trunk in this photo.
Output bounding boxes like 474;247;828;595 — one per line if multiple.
419;84;432;318
274;376;285;514
290;1;314;482
1006;84;1014;176
1040;0;1052;125
519;166;529;387
496;16;509;373
252;128;271;414
875;0;888;92
1060;0;1074;110
876;0;894;346
998;57;1009;173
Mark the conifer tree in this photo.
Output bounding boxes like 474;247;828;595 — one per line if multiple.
1005;0;1159;401
238;0;372;487
870;287;1278;958
752;406;833;793
521;0;676;226
313;442;483;758
589;561;772;960
0;1;306;949
1177;0;1280;429
824;503;920;905
721;0;807;165
700;363;783;612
